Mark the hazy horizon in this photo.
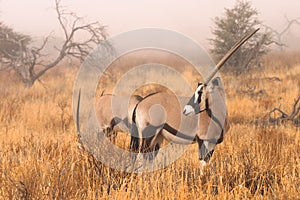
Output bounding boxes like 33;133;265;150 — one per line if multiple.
1;0;300;50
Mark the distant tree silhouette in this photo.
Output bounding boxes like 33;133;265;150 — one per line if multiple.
0;22;31;72
210;0;272;74
0;0;109;87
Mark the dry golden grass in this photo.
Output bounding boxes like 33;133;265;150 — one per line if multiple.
0;52;299;199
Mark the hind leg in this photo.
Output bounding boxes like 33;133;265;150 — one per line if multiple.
128;123;140;165
140;127;162;160
106;117;122;143
129;122;140;152
141;137;159;160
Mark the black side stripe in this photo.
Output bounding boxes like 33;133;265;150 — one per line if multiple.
143;91;160;99
163;123;196;141
205;99;223;130
205;98;224;144
132;104;138;124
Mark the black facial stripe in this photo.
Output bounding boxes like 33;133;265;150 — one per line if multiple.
185;83;205;112
197;91;203;104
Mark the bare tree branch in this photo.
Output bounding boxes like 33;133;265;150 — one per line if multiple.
257;94;300;127
262;17;300;50
0;0;109;87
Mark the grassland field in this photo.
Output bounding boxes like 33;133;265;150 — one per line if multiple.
0;51;299;199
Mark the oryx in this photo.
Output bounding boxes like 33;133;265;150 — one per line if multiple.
131;29;259;163
95;93;142;145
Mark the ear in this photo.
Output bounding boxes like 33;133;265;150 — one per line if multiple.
208;77;220;91
212;77;220;87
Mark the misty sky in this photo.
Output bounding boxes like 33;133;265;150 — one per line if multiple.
1;0;300;49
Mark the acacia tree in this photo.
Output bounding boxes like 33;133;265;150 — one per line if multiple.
210;0;273;74
0;23;31;71
0;0;108;87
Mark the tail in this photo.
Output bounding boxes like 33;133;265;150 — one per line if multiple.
129;101;140;152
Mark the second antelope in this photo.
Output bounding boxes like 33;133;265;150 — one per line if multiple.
95;93;142;147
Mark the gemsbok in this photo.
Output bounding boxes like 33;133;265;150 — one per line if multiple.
131;29;259;164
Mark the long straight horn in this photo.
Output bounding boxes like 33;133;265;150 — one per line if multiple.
76;88;81;135
204;28;260;85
